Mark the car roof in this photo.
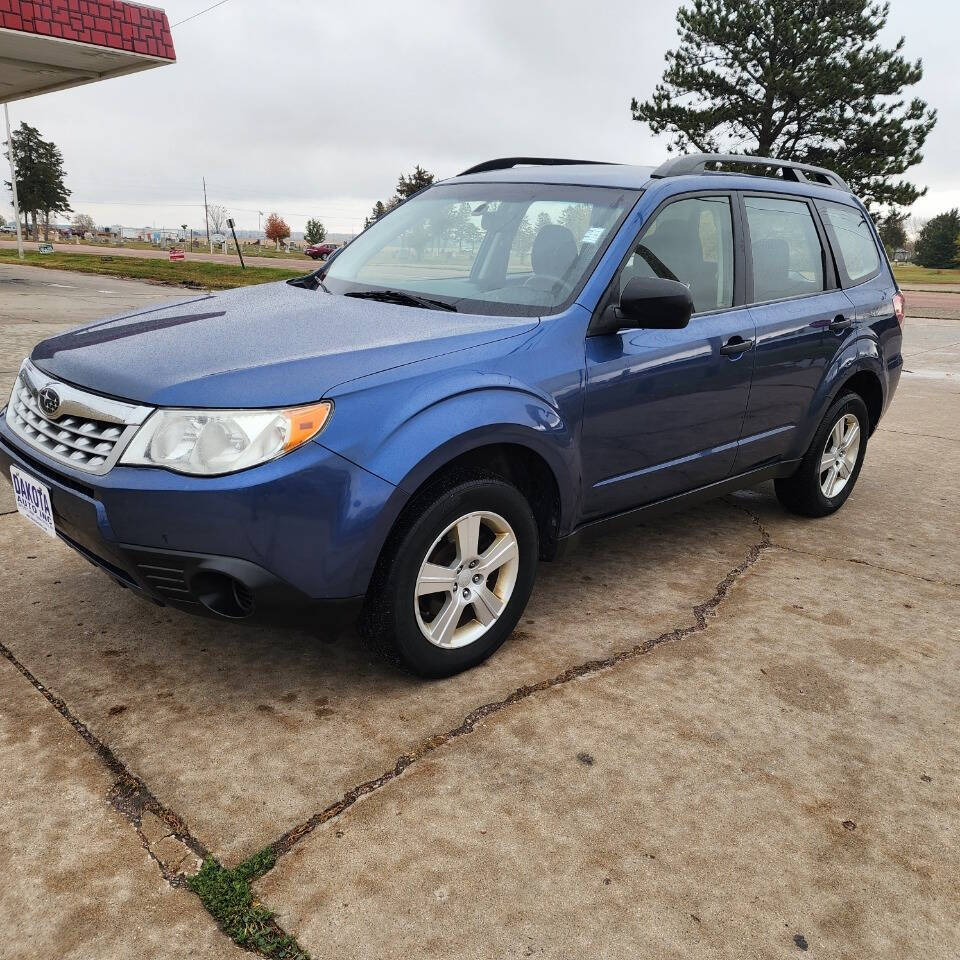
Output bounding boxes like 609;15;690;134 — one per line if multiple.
448;163;655;190
445;159;859;204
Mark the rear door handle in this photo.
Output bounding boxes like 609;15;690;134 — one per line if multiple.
719;337;755;356
829;314;853;332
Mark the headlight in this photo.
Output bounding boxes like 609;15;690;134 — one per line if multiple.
120;401;332;475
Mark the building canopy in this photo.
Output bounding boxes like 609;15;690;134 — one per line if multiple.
0;1;175;104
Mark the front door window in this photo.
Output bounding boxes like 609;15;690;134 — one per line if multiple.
620;195;735;314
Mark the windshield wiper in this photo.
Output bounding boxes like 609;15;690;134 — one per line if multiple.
344;289;457;312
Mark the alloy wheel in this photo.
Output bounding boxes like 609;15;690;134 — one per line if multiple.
819;413;861;498
414;511;520;649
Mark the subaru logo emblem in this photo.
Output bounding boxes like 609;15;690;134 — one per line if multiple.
38;386;61;418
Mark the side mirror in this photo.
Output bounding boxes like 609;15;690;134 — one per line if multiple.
592;276;694;336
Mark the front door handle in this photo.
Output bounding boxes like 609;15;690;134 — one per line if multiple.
829;314;853;332
719;336;755;356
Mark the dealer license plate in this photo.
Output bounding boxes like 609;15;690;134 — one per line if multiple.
10;465;57;538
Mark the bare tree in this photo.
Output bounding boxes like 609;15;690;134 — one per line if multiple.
905;215;928;242
207;203;228;235
71;212;95;236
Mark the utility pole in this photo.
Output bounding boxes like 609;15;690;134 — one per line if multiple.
3;103;24;260
203;176;210;245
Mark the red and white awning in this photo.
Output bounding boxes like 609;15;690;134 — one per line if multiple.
0;0;175;104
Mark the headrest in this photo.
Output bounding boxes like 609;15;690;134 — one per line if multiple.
753;238;790;278
532;224;578;279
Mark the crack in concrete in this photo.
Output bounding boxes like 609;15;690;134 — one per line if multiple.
268;503;773;861
0;639;210;885
878;427;960;445
0;500;773;957
771;542;959;588
1;636;313;955
902;338;960;359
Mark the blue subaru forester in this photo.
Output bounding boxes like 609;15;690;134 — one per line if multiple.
1;154;903;676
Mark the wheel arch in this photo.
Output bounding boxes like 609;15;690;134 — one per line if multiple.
833;368;884;435
797;344;885;457
390;433;568;562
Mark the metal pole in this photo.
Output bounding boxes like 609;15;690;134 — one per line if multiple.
4;103;24;260
227;218;245;269
203;176;210;245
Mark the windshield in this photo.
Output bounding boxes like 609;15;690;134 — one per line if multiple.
323;182;639;316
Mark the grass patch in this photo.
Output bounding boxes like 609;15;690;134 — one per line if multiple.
892;264;960;285
0;249;305;290
187;849;309;958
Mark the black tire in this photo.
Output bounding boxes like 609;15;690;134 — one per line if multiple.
775;391;870;517
360;475;539;678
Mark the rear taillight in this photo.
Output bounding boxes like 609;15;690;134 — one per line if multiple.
893;292;905;326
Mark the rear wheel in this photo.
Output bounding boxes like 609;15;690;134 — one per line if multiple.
775;391;869;517
361;476;538;677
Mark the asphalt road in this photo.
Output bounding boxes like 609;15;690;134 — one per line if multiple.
0;264;958;959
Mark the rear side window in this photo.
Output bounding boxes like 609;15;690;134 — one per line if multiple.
818;200;882;285
744;196;825;302
620;196;734;314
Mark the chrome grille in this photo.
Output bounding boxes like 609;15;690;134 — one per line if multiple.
5;360;153;476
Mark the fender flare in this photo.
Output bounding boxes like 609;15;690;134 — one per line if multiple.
380;386;577;523
345;391;577;592
795;338;884;455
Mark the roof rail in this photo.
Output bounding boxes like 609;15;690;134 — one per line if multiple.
650;153;848;190
458;157;614;177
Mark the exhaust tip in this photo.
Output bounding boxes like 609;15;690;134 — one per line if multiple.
192;571;256;619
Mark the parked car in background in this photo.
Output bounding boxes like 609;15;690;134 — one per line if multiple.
1;154;903;678
305;241;339;260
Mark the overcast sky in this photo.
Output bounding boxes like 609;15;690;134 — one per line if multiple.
6;0;958;235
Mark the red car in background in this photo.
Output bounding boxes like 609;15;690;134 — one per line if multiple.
305;241;339;260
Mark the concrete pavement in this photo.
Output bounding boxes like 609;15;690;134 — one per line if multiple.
0;656;246;960
0;264;957;957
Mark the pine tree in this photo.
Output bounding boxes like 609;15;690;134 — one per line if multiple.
305;218;326;245
365;200;388;228
877;212;908;256
4;122;72;240
914;210;959;269
396;165;435;200
631;0;936;211
365;167;436;230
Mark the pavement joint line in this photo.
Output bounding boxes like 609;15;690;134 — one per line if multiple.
770;542;959;589
878;427;960;444
0;637;315;956
0;502;811;955
0;638;212;883
265;500;773;864
902;338;960;358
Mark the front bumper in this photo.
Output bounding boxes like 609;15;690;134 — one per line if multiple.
0;416;399;625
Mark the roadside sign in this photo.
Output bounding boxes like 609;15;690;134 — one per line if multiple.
38;243;54;254
169;247;185;261
211;233;226;245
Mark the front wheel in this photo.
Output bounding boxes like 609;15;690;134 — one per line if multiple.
361;476;539;677
775;391;870;517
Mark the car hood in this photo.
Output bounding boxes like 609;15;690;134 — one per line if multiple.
30;281;539;407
